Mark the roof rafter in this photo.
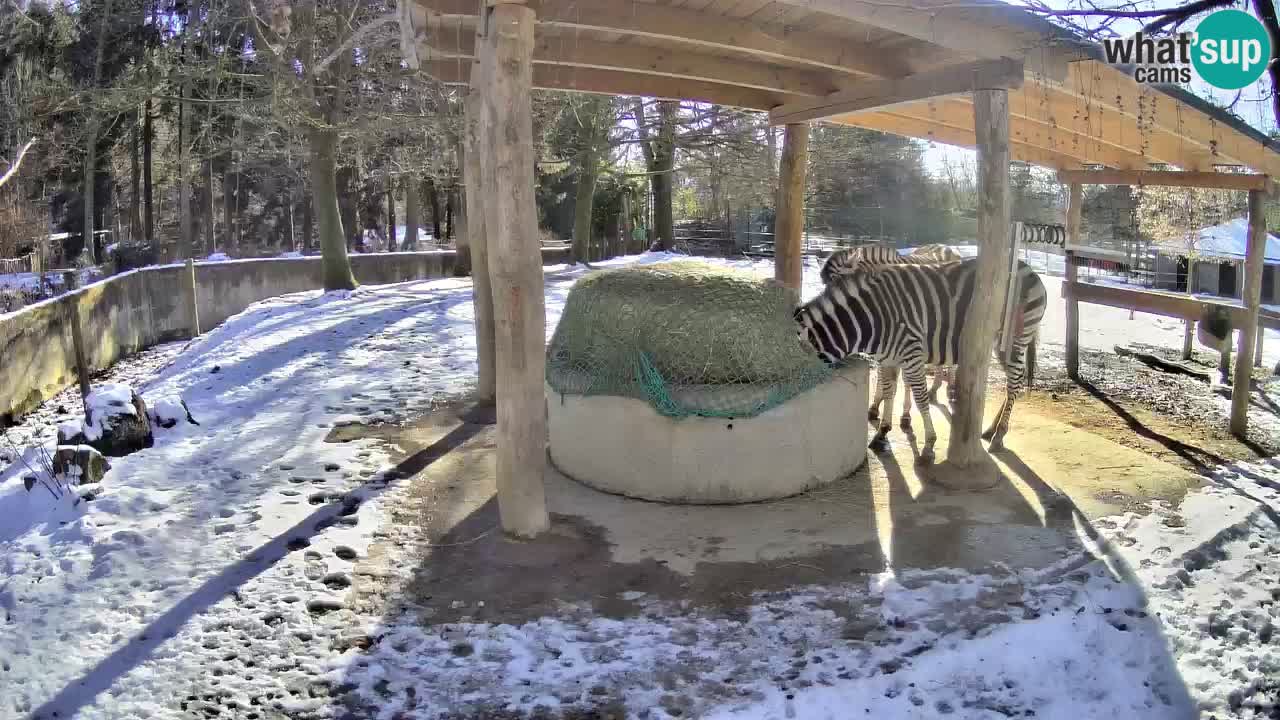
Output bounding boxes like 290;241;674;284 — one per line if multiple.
413;0;912;79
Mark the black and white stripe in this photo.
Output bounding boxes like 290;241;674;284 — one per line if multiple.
795;256;1046;462
820;244;964;426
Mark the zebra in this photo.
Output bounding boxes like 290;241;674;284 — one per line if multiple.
819;244;964;426
794;256;1046;463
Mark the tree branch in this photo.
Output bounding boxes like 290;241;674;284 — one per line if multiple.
0;137;35;190
312;12;399;74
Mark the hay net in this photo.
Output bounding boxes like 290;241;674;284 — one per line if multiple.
546;260;833;418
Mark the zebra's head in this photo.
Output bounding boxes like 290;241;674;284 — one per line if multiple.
794;268;878;365
819;248;860;285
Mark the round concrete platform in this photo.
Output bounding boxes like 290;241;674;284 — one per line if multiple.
546;363;869;504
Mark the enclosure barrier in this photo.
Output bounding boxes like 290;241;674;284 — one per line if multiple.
0;248;572;424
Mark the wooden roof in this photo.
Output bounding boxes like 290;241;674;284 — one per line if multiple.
407;0;1280;176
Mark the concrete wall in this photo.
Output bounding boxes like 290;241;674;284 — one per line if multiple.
1;248;573;423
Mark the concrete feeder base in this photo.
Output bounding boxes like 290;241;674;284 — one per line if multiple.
546;363;869;504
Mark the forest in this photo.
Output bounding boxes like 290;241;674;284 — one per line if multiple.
0;0;1077;293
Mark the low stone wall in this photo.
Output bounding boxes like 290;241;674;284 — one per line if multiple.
0;248;573;423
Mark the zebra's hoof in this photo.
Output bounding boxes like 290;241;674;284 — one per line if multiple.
988;438;1005;452
917;449;935;465
899;416;912;430
867;408;880;422
869;437;889;453
980;428;995;441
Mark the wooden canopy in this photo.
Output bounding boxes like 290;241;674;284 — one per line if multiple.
407;0;1280;176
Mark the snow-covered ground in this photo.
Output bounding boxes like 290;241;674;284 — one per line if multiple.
0;251;1277;719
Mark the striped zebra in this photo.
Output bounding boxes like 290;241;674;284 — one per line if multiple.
794;256;1046;463
820;244;964;426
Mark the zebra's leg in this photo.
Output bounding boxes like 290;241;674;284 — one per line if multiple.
945;366;958;408
899;373;914;429
926;365;944;404
869;366;899;452
869;365;887;422
983;338;1030;450
900;361;936;463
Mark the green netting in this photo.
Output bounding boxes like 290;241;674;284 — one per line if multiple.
546;261;833;418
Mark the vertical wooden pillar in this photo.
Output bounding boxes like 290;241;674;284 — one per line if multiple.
774;122;808;302
464;85;495;402
1230;189;1267;437
1182;320;1195;360
1064;183;1082;381
185;257;200;337
477;1;549;538
946;89;1011;472
1254;322;1264;367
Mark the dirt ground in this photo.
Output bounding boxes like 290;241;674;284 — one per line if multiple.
331;348;1268;632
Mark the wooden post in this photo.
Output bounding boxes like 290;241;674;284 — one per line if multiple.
945;89;1012;475
1230;189;1267;437
1064;183;1082;381
774;122;808;302
1254;321;1264;367
1182;320;1195;360
464;81;494;404
185;257;200;337
64;271;91;401
477;1;549;538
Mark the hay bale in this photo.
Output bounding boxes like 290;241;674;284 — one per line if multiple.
547;261;830;417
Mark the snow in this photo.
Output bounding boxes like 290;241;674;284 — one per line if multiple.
81;382;138;441
0;250;1276;719
149;396;192;428
1154;217;1280;263
206;252;231;262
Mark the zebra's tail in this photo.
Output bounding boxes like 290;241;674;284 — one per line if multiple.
1025;332;1038;389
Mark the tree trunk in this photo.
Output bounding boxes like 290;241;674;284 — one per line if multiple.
386;173;396;251
143;98;154;246
129;119;141;242
302;189;313;252
454;141;471;273
82;127;100;263
445;187;454;240
204;154;215;254
652;100;678;250
427;177;442;241
223;169;235;254
177;89;193;259
774;123;808;302
309;128;358;290
404;175;420;251
571;144;600;263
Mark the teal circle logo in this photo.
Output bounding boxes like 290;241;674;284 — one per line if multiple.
1192;9;1272;90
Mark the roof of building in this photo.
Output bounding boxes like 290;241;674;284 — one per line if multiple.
409;0;1280;175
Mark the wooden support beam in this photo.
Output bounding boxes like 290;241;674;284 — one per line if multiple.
767;0;1078;71
1064;183;1082;382
423;60;799;111
884;97;1152;169
463;80;496;402
1256;324;1265;368
945;88;1011;478
836;110;1084;169
1056;169;1273;191
420;28;838;97
1055;62;1280;176
775;123;809;302
1231;189;1268;437
416;0;910;78
1182;320;1195;361
770;58;1023;126
477;1;549;538
1014;84;1217;171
